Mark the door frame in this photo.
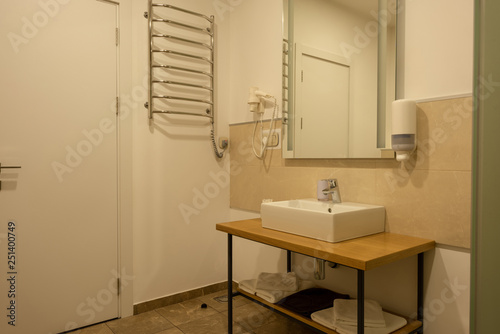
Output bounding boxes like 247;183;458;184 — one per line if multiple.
97;0;134;320
109;0;134;320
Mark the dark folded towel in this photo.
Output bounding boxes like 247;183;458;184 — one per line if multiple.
276;288;350;318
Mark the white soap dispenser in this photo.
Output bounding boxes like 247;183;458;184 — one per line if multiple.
391;99;417;162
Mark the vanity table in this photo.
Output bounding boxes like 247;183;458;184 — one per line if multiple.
216;218;435;334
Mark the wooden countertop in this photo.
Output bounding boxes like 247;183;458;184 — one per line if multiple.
216;219;435;270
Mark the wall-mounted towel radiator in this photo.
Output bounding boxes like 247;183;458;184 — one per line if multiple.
144;1;225;158
282;38;289;125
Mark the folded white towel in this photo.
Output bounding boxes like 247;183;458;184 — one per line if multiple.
256;279;316;304
256;272;298;292
334;311;407;334
334;299;386;328
311;307;408;334
238;279;257;295
311;307;336;330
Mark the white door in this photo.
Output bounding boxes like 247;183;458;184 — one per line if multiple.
0;1;120;333
295;44;350;158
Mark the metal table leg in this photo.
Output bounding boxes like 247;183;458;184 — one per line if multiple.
287;250;292;272
418;252;424;333
228;234;233;334
358;269;365;334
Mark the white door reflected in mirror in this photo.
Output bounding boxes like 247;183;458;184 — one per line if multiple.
295;45;350;158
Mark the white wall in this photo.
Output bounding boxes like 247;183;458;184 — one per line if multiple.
402;0;474;100
229;209;286;282
131;0;231;305
401;3;473;331
228;0;282;124
228;1;472;333
226;0;282;282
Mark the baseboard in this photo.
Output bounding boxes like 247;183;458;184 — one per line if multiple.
133;281;237;315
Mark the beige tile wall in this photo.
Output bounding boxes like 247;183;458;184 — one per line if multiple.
229;97;472;248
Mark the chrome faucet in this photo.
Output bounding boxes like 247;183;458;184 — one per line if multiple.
320;179;342;203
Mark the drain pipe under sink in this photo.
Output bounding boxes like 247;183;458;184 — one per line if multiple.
314;258;326;280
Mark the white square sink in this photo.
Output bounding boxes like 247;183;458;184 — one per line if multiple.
261;199;385;243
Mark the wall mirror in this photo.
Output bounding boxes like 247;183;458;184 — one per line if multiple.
282;0;397;158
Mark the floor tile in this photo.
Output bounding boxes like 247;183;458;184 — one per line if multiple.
177;312;251;334
196;291;252;312
87;289;325;334
154;328;185;334
253;314;321;334
223;301;280;332
70;323;114;334
155;298;219;326
105;311;174;334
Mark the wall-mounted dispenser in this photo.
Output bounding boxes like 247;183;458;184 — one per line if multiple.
391;99;417;162
248;87;279;159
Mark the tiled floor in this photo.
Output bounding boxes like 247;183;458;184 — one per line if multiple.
73;290;321;334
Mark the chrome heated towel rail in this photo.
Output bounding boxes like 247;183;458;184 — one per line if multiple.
282;38;289;125
144;1;225;158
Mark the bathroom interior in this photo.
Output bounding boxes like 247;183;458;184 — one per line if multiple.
0;0;498;333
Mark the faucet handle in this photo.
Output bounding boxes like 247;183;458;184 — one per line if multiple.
317;179;339;200
317;179;342;203
325;179;338;191
321;179;338;194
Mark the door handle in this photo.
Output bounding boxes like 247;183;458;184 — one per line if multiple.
0;163;22;191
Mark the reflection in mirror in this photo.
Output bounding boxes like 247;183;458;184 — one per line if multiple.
282;0;397;158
